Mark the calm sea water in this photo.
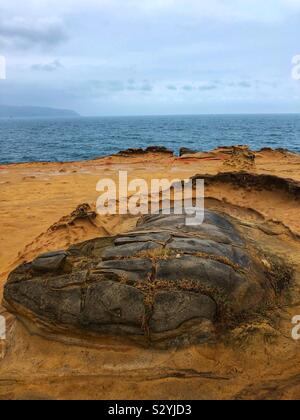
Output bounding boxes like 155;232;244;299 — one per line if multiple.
0;114;299;164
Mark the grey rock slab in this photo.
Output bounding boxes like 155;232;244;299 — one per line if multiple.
5;278;82;325
97;259;153;282
32;251;68;273
156;255;250;297
80;281;145;333
102;241;161;259
150;291;216;333
115;232;172;245
47;270;88;289
166;238;250;267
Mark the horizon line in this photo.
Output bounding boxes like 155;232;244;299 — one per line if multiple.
81;112;300;118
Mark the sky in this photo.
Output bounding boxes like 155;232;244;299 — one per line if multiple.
0;0;300;116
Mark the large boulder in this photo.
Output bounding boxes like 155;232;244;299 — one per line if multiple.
3;210;290;348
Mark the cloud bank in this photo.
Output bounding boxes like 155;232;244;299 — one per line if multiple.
0;0;299;115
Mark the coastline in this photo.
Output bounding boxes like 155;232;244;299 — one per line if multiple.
1;145;300;400
2;145;300;299
2;114;300;165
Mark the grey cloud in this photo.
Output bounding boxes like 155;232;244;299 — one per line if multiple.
237;81;251;88
227;81;252;88
127;84;138;91
125;79;153;92
108;81;125;92
89;80;124;92
182;85;194;91
166;85;177;91
0;18;68;50
140;83;153;91
181;83;218;91
198;84;218;91
255;80;279;88
31;60;63;72
88;80;153;93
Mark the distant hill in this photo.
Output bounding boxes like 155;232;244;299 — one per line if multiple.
0;105;80;118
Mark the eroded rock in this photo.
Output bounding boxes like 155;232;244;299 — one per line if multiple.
3;210;292;348
179;147;198;156
32;251;68;273
117;146;173;157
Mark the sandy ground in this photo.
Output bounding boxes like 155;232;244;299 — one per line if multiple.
1;146;300;400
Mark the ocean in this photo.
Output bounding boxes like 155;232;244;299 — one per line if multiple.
0;114;299;164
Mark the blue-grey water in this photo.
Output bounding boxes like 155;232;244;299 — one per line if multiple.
0;114;299;164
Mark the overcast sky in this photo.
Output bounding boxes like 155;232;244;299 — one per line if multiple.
0;0;300;116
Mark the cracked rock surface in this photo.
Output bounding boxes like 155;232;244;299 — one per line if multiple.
3;210;288;347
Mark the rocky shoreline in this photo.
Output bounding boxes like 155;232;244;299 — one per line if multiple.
1;145;300;399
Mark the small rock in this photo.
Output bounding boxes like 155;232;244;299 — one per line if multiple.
32;251;68;273
179;147;198;156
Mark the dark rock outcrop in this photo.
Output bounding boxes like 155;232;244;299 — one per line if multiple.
179;147;198;156
3;210;291;348
190;172;300;200
31;251;68;273
117;146;173;157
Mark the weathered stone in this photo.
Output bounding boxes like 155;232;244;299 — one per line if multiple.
117;146;173;157
179;147;198;156
5;277;82;325
4;210;290;348
97;259;153;283
150;291;216;333
115;232;172;246
166;238;250;268
155;256;259;311
32;251;68;273
102;241;161;259
137;211;244;245
48;271;88;289
80;281;145;335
